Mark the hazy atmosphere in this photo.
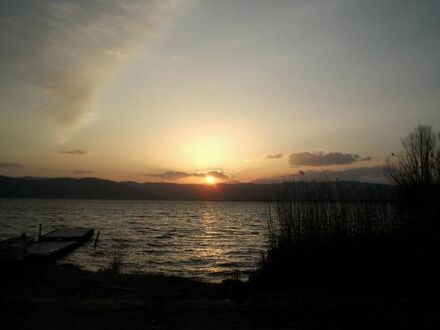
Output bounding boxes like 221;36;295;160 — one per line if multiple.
2;0;439;184
2;2;440;329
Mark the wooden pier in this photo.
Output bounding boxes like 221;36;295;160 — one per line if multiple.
1;227;95;263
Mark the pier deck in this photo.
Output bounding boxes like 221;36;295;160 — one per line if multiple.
41;228;94;242
27;241;78;258
1;227;95;262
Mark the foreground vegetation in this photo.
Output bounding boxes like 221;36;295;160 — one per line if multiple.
2;262;440;329
256;125;440;293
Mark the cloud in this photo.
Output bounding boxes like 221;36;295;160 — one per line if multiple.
203;171;230;180
145;170;231;181
60;149;87;155
73;170;94;175
253;166;388;184
0;162;22;168
147;171;191;180
0;0;186;129
289;152;371;167
264;153;284;160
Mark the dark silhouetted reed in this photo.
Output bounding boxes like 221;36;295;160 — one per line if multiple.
255;179;440;293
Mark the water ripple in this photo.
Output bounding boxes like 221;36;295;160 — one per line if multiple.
0;199;268;282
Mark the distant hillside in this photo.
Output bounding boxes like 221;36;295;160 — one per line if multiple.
0;176;156;200
0;176;394;201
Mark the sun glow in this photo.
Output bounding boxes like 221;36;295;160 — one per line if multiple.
205;175;216;185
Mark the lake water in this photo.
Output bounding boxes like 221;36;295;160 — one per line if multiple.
0;199;268;282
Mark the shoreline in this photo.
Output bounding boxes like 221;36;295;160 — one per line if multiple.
2;263;439;329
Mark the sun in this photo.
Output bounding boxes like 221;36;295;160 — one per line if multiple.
205;175;216;185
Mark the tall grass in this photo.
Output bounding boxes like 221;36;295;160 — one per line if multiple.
255;181;415;290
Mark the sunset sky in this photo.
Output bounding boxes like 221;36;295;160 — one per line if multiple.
1;0;439;184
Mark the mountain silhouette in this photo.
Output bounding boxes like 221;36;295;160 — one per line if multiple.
0;176;393;201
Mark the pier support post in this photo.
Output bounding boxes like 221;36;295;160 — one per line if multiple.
94;230;101;248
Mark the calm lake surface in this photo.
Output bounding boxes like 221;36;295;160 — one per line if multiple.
0;199;268;282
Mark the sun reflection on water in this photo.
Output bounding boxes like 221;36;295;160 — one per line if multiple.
190;205;230;275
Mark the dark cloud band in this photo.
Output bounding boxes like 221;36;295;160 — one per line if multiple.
253;166;388;184
289;152;371;167
145;170;230;181
60;149;87;155
73;170;94;175
0;162;22;168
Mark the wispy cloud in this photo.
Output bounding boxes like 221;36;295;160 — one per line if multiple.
264;153;284;160
0;162;22;168
60;149;87;155
289;152;372;167
0;0;187;130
